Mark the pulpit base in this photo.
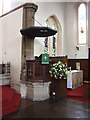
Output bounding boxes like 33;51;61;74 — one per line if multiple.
27;82;51;101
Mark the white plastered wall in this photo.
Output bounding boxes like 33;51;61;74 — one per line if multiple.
34;2;66;56
0;18;2;63
2;8;23;92
34;2;89;58
88;1;90;48
65;2;88;59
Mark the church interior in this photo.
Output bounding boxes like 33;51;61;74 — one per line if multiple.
0;0;90;119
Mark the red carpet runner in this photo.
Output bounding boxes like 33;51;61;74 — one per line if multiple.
67;85;90;104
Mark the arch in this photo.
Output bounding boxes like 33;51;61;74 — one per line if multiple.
78;3;87;45
45;14;62;56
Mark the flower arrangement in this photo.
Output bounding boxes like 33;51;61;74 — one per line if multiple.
49;61;67;80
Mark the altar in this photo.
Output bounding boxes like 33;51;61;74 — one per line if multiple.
67;70;83;89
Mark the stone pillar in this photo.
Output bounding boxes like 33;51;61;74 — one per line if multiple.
22;3;38;69
23;3;38;28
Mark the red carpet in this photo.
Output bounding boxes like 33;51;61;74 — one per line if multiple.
67;85;90;104
67;85;84;97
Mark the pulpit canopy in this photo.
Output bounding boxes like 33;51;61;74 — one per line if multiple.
20;26;57;37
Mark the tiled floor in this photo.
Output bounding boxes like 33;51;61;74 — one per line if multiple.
2;98;90;119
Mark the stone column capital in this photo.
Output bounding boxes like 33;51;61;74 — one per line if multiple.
23;3;38;12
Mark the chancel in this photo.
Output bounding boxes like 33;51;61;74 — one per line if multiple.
0;1;90;118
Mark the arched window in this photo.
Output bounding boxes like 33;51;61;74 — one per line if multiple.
45;15;62;57
45;17;57;56
78;3;87;45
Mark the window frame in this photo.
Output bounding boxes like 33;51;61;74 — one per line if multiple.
77;3;87;45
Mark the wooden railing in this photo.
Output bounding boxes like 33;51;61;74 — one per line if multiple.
0;3;25;18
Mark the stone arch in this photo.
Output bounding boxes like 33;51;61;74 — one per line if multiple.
45;14;62;56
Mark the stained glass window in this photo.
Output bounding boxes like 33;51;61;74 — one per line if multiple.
78;3;87;44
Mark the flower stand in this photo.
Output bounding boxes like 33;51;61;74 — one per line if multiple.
50;79;67;98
